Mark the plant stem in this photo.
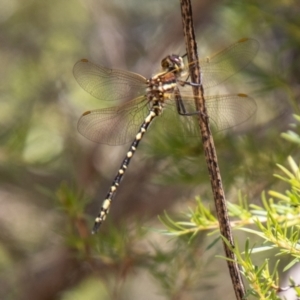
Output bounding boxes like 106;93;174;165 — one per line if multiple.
178;0;246;299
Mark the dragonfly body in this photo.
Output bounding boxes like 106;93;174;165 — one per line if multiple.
87;55;185;233
73;38;259;233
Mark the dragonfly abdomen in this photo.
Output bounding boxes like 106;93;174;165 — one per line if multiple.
92;108;159;234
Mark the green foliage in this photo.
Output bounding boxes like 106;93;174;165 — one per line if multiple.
159;115;300;298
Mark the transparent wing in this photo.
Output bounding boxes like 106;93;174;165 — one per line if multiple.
75;39;258;144
162;93;257;136
197;38;259;89
77;96;150;145
206;93;256;130
73;39;259;104
73;59;147;103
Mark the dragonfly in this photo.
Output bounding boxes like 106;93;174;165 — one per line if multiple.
73;37;259;234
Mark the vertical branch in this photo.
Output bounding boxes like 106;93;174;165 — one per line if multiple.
179;1;246;299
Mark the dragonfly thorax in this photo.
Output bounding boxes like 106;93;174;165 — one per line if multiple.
147;54;184;96
146;72;177;106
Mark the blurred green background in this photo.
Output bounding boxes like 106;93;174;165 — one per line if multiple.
0;0;299;299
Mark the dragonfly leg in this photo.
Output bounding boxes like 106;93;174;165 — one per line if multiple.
177;79;201;87
175;88;200;116
175;87;209;126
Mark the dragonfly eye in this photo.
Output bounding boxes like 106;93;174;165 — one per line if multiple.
161;54;184;73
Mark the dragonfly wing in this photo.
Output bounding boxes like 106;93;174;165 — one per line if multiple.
160;99;200;137
77;96;150;145
73;59;147;103
205;93;257;130
198;38;259;89
163;93;256;135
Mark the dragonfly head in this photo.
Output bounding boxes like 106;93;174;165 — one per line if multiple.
161;54;185;75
